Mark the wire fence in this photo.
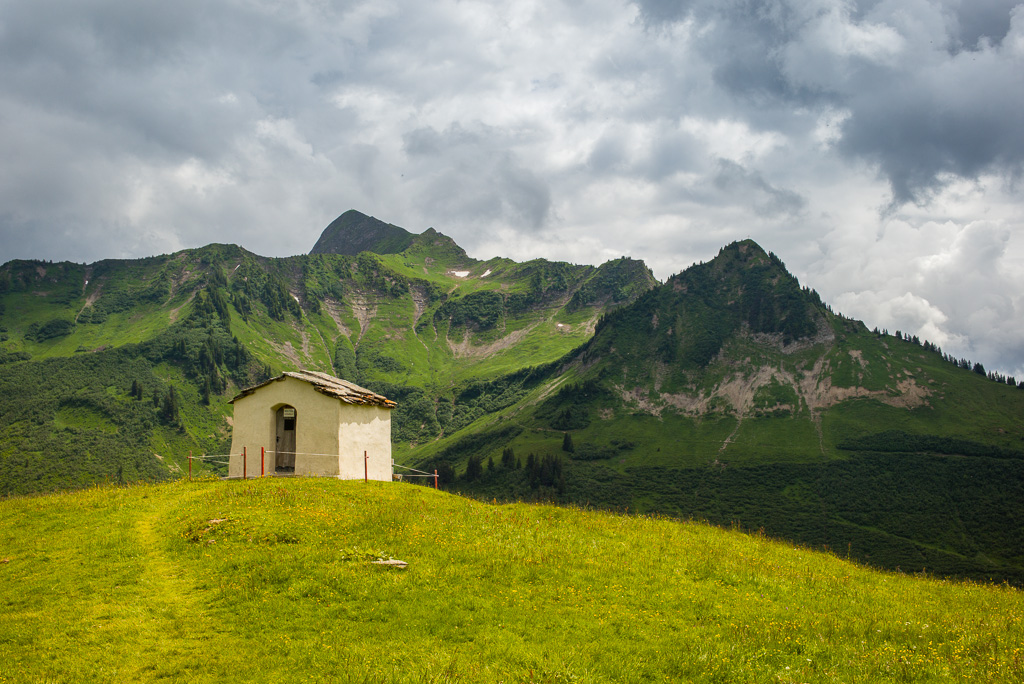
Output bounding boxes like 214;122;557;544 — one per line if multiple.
391;462;440;489
393;463;435;476
393;462;440;487
186;449;438;487
188;453;232;465
186;452;232;480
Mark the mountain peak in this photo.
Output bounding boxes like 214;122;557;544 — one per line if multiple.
669;239;798;290
710;239;773;269
309;210;416;256
407;227;470;262
589;239;826;377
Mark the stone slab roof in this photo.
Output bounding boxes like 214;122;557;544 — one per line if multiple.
230;370;397;408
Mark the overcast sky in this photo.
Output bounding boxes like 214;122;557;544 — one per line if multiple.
2;0;1023;375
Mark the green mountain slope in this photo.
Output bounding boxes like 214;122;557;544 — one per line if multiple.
406;241;1024;583
0;225;657;495
411;240;1024;467
2;478;1022;683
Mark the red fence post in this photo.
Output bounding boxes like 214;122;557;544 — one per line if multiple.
434;469;438;490
364;450;368;483
243;446;247;481
261;447;265;478
189;450;192;481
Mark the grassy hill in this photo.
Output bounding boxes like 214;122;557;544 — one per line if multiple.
1;477;1022;683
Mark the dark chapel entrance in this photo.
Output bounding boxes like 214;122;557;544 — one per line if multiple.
275;405;297;472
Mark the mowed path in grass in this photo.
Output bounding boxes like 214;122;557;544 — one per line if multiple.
0;483;246;683
126;490;246;680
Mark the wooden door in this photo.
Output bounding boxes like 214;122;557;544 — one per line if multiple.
275;406;297;471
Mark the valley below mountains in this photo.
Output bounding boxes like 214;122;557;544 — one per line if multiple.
2;210;1023;584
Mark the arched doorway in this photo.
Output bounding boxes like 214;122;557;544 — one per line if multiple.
275;405;297;472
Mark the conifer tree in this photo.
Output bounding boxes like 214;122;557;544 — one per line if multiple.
464;454;483;481
435;463;455;484
161;387;179;425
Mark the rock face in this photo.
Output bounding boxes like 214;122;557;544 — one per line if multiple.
580;240;831;388
310;210;416;256
540;238;946;436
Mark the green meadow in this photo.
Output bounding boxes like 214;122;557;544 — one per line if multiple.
1;477;1022;683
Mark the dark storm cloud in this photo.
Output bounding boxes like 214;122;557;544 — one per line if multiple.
635;0;813;102
644;130;701;181
712;159;806;216
402;123;551;232
947;0;1020;50
634;0;1024;205
0;0;241;156
0;0;368;260
837;38;1024;206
